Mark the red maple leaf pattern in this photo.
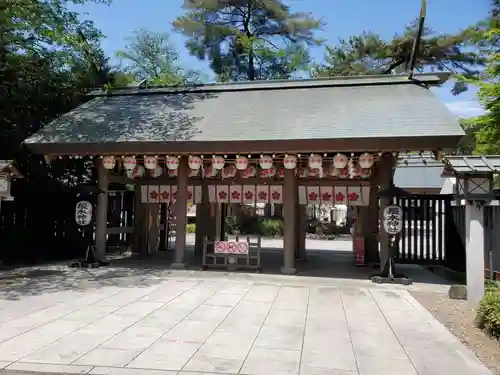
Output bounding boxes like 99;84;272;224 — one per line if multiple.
218;190;228;200
348;192;359;201
231;191;241;200
244;191;254;200
160;191;169;200
172;191;178;198
308;192;318;201
150;191;158;200
335;192;345;202
258;191;267;200
322;192;332;201
271;191;281;200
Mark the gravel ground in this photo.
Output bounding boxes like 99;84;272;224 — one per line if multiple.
411;291;500;375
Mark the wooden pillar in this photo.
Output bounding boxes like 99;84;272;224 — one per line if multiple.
296;203;307;260
378;152;395;273
363;183;380;264
173;157;189;268
147;203;160;254
195;184;209;256
95;161;108;260
282;168;297;274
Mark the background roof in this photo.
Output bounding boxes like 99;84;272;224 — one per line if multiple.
394;152;444;189
23;74;463;153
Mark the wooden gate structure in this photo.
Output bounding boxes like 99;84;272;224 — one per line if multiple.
21;73;464;274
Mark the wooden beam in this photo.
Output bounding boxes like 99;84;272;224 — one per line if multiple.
173;157;189;268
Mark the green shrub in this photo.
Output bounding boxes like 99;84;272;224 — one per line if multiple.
477;290;500;338
259;218;283;237
186;223;196;233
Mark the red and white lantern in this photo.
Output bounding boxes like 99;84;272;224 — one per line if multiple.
188;156;202;170
168;168;178;177
283;155;297;170
166;156;179;170
123;156;136;170
339;167;349;179
333;153;348;169
259;155;273;170
259;166;276;178
144;156;157;170
222;164;237;179
189;169;199;177
127;165;145;179
308;154;322;169
150;165;163;178
241;166;256;178
348;158;357;179
235;156;248;170
212;156;225;170
358;153;374;169
102;156;115;170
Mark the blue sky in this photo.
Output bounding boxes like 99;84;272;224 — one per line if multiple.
72;0;490;117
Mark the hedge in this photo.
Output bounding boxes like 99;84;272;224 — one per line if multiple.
477;280;500;339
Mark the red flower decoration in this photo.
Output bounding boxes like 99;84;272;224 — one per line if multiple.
348;192;359;201
231;191;241;200
258;191;268;200
150;191;158;199
244;191;254;200
322;192;332;201
271;191;281;200
308;192;318;201
218;190;228;199
161;191;169;200
335;192;345;202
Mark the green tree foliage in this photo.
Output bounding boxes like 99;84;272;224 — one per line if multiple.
460;1;500;154
172;0;322;81
0;0;115;183
313;21;482;94
115;28;203;85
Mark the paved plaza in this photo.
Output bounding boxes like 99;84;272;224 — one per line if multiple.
0;265;492;375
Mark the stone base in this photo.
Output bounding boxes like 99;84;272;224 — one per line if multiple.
171;262;186;270
448;285;467;300
370;275;412;285
280;267;297;275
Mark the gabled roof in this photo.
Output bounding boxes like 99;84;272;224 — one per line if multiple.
442;155;500;176
23;73;464;155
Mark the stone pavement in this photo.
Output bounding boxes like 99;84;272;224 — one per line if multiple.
0;270;492;375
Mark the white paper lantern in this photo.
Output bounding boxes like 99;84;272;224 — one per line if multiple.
222;164;237;179
123;156;136;170
308;154;322;169
235;156;248;170
188;156;202;170
127;165;145;179
143;156;156;170
283;155;297;170
102;156;115;170
166;156;179;170
333;153;348;169
259;166;276;178
212;156;225;170
150;165;163;178
168;168;178;177
259;155;273;170
358;153;374;169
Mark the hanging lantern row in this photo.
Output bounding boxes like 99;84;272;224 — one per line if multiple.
101;153;375;172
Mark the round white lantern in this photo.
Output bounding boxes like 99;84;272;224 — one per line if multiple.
259;155;273;170
188;156;202;170
283;155;297;170
308;154;322;169
168;168;178;177
127;165;144;179
212;156;225;170
235;156;248;170
150;165;163;178
259;166;276;178
333;153;348;169
102;156;115;170
123;156;136;170
144;156;157;170
222;164;237;178
358;153;374;169
166;156;179;170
